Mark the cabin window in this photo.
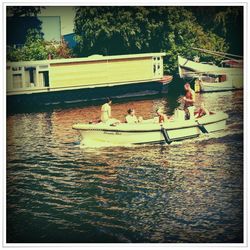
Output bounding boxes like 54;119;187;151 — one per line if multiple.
29;70;34;83
38;65;50;87
24;67;35;87
157;57;160;60
13;74;22;88
39;71;49;87
43;71;49;87
12;67;22;71
153;64;156;74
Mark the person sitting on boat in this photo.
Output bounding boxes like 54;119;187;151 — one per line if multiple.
125;109;139;123
195;102;210;118
155;107;168;123
100;98;121;125
183;83;196;119
101;97;112;123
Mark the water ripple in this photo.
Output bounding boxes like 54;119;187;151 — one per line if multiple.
7;91;243;243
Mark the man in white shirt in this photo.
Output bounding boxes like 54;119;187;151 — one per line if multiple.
125;109;139;123
101;98;112;123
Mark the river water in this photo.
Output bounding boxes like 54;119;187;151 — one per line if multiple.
7;88;243;243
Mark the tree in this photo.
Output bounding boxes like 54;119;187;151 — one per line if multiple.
7;6;73;62
7;29;73;61
213;7;243;56
74;6;228;73
187;6;243;55
7;6;44;17
7;6;44;47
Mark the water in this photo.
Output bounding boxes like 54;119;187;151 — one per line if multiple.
7;89;243;243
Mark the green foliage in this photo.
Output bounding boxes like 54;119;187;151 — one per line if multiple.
25;28;43;44
74;6;229;73
7;6;44;17
7;29;73;62
213;7;243;55
187;6;243;55
7;6;73;61
8;6;241;73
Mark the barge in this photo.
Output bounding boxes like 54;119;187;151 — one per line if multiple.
7;53;170;112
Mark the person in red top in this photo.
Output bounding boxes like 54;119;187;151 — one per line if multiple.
182;83;196;119
183;83;195;108
195;102;209;118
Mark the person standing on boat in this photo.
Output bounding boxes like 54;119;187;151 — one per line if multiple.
101;98;112;123
183;83;195;119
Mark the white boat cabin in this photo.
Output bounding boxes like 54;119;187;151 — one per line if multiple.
7;52;166;95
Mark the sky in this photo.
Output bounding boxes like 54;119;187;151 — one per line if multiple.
39;6;75;35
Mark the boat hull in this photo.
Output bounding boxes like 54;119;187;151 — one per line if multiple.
197;111;228;133
200;75;243;92
73;120;200;146
178;55;243;91
7;81;168;114
73;112;228;146
200;81;234;92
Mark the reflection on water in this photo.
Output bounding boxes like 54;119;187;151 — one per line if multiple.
7;90;243;243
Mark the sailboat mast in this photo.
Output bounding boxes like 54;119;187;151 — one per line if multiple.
192;47;243;59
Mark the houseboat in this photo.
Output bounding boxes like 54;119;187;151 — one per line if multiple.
7;52;171;112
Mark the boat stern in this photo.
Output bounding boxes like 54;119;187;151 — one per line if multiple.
197;112;229;133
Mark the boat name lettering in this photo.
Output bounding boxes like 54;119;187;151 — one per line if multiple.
103;131;122;135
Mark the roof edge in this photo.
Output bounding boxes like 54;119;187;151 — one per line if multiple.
7;52;167;66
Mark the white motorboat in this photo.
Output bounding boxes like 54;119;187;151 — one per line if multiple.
178;55;243;91
196;111;228;133
197;74;243;92
72;111;228;146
